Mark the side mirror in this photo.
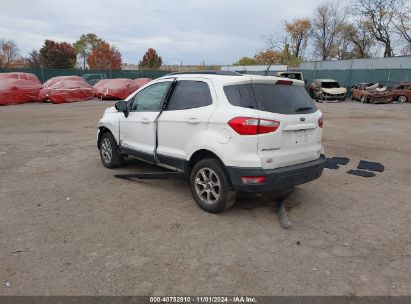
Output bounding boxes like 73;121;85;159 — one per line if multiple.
115;100;129;118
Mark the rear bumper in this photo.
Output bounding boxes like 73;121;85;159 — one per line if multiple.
226;155;325;192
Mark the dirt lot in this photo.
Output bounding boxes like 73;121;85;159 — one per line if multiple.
0;100;410;296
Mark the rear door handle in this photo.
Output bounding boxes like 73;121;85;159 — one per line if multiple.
186;118;201;124
141;118;150;124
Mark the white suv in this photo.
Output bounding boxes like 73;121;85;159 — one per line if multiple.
97;71;325;213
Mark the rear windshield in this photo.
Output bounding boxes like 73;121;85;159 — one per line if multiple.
224;83;317;114
321;81;340;88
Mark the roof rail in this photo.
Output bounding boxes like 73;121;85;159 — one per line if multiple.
167;70;242;76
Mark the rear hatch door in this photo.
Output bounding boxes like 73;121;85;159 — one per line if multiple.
252;79;323;169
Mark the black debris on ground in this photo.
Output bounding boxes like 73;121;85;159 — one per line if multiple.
347;169;376;178
324;157;350;169
358;160;385;172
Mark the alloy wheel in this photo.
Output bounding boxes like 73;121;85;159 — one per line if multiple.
398;95;407;103
195;167;221;205
101;138;112;163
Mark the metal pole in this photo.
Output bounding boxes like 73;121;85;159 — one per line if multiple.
109;57;112;79
41;55;45;83
387;68;392;87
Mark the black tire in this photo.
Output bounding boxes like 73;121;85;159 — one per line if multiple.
398;95;408;103
99;132;123;169
360;95;367;103
190;158;236;213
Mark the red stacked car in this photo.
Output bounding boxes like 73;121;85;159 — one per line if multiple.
0;73;43;106
39;76;95;104
94;78;152;100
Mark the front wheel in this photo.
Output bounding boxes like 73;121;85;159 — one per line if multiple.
398;95;408;103
99;132;123;168
360;95;368;103
190;158;236;213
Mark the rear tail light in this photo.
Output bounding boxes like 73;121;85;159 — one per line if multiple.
275;80;293;85
241;176;266;184
318;115;323;128
228;117;280;135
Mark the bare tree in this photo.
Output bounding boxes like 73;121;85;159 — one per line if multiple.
284;18;312;59
336;21;375;59
257;35;292;74
311;0;346;60
0;39;19;67
335;22;354;59
394;1;411;53
353;0;402;57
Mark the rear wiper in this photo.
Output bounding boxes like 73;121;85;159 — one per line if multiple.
295;106;312;112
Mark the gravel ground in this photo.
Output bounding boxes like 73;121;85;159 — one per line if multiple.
0;99;410;296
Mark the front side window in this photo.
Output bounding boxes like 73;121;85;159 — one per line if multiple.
130;82;170;112
167;80;212;110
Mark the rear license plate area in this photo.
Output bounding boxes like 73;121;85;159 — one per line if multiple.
285;130;306;145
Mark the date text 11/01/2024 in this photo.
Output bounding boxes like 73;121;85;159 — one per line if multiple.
149;296;257;303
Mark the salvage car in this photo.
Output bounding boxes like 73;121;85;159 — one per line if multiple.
309;79;347;101
97;71;325;213
390;82;411;103
351;83;393;104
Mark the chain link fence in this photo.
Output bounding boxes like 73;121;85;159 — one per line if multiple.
2;67;411;90
0;68;169;83
299;68;411;89
239;68;411;89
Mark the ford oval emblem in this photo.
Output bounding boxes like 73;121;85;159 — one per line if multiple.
300;117;306;122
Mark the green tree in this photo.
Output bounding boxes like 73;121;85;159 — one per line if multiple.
139;48;162;70
233;57;257;65
39;40;77;69
73;33;103;69
26;50;42;68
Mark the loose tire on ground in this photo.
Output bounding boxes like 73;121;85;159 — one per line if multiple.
190;158;236;213
99;132;123;169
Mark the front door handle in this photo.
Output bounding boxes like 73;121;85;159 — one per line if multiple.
186;118;201;124
141;118;150;124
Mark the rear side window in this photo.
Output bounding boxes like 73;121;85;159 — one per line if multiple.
223;84;256;108
252;84;317;114
167;80;212;110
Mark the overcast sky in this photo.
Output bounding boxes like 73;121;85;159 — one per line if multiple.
1;0;339;65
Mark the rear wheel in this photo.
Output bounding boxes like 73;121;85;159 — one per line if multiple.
190;158;236;213
398;95;408;103
99;132;123;168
